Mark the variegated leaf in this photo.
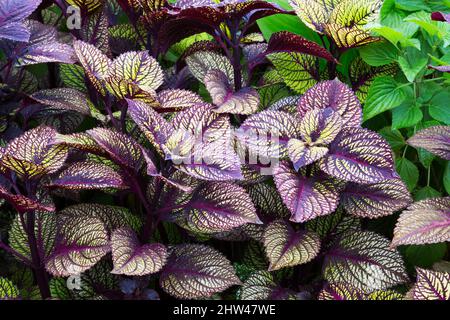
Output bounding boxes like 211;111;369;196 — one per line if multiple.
412;268;450;301
268;52;319;94
297;79;362;128
246;183;290;218
157;89;203;111
9;211;57;261
341;179;412;218
273;161;343;223
407;126;450;160
186;51;235;86
239;110;301;159
177;182;260;234
392;197;450;247
319;127;396;183
66;0;105;13
204;69;259;115
306;207;361;239
87;128;144;170
57;203;141;234
289;0;340;33
318;282;403;300
160;244;241;299
126;99;173;154
50;162;127;190
325;23;379;49
324;231;408;292
0;278;19;300
0;185;54;213
73;40;111;95
30;88;91;115
0;126;68;179
106;51;164;93
263;220;321;271
111;228;167;276
45;216;110;277
0;0;41;42
239;270;295;300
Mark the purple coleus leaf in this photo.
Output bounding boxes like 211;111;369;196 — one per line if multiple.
297;79;362;128
50;162;128;190
431;11;450;23
163;104;242;181
263;219;321;271
407;126;450;160
411;268;450;300
204;69;260;115
159;244;241;299
45;216;110;277
111;228;167;276
319;127;397;183
156;89;203;112
29;88;91;115
324;231;408;292
250;31;337;69
239;270;296;300
288;108;343;170
12;20;75;66
0;185;55;213
273;161;344;223
341;179;412;219
0;126;68;179
126;99;173;152
176;182;261;234
428;65;450;73
87;128;146;171
0;0;42;42
392;197;450;247
239;110;301;159
318;283;403;300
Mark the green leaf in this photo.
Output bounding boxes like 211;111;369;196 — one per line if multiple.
398;48;428;82
395;158;419;191
379;127;405;152
391;102;423;130
402;243;447;269
429;91;450;125
359;42;399;66
395;0;430;12
414;186;442;201
364;77;408;121
445;162;450;195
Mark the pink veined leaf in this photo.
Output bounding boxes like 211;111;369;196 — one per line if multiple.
159;244;241;299
319;127;397;183
297;79;362;128
239;270;296;300
111;228;167;276
204;69;260;115
392;197;450;247
164;105;242;181
126;99;173;154
288;108;343;170
0;126;68;179
407;126;450;160
45;216;110;277
0;185;55;213
0;0;42;42
176;182;261;234
341;179;412;218
428;65;450;73
29;88;91;115
50;162;128;190
273;161;343;223
157;89;204;111
412;268;450;300
263;220;321;271
318;283;403;300
239;110;301;159
324;231;408;292
87;128;145;171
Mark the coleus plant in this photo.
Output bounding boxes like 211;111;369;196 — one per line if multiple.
0;0;449;302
